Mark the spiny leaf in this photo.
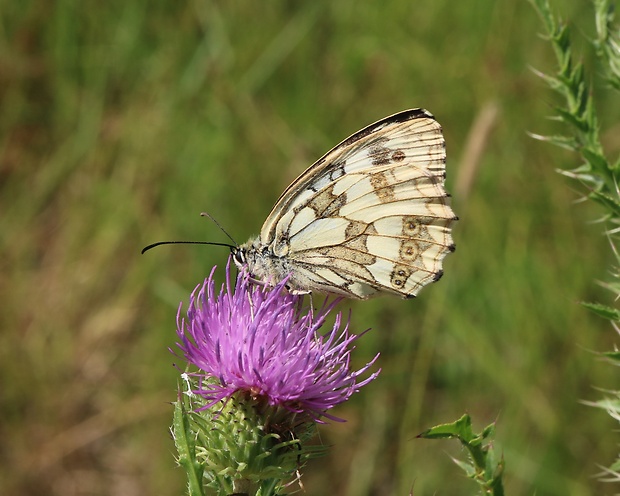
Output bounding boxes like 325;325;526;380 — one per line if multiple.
581;301;620;321
529;132;579;151
418;414;475;441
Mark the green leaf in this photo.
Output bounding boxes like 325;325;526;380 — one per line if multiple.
594;0;620;92
530;132;579;151
581;147;610;173
610;457;620;472
420;414;504;495
581;301;620;321
417;413;474;441
588;396;620;413
588;190;620;217
601;350;620;362
555;106;588;132
172;391;206;496
452;457;476;478
598;280;620;297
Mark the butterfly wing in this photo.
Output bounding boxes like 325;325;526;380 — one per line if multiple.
258;109;456;299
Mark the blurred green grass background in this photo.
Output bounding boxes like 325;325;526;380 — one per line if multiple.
2;0;620;494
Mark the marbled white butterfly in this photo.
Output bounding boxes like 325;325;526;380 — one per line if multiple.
231;109;457;299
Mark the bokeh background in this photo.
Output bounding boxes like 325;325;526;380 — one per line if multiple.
2;0;620;494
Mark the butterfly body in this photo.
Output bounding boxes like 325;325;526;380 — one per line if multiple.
233;109;457;300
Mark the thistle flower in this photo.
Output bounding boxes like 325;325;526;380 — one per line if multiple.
172;259;379;495
175;258;379;422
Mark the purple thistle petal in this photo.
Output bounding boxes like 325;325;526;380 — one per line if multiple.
175;257;380;421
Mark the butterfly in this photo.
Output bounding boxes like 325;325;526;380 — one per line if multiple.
231;109;457;299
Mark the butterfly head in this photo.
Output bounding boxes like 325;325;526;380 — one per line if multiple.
232;238;265;273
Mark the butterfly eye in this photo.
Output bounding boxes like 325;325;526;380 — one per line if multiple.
232;248;247;266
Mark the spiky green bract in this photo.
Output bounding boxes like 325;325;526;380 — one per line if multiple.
419;414;504;496
173;377;327;496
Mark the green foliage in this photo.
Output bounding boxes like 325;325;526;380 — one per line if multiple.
531;0;619;199
593;0;620;90
581;301;620;321
419;414;504;496
531;0;620;484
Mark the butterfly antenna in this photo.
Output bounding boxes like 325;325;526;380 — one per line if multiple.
141;241;235;255
200;211;238;245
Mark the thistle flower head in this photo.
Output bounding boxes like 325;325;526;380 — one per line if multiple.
175;258;379;422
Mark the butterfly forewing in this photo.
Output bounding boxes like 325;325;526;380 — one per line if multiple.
240;108;456;299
